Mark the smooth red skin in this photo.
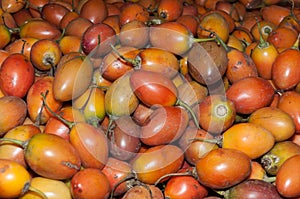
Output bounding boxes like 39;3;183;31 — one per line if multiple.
44;107;85;141
130;70;178;107
41;3;70;28
278;91;300;133
141;106;189;146
179;127;218;166
108;116;141;161
272;49;300;90
81;23;117;57
70;168;111;199
19;18;61;40
196;148;251;189
157;0;183;22
0;53;34;98
276;155;300;198
101;157;132;197
79;0;108;24
226;77;274;114
164;175;208;199
69;122;109;169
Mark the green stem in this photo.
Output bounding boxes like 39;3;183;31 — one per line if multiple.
40;91;75;129
256;18;269;49
192;37;216;43
0;137;24;147
176;99;199;129
109;44;141;68
263;176;276;183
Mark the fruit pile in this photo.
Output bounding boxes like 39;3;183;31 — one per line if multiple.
0;0;300;198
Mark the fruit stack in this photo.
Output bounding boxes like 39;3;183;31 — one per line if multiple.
0;0;299;198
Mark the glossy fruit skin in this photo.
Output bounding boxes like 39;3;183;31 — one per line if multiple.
272;48;300;90
4;37;38;62
131;144;184;185
73;87;106;126
250;41;278;80
64;17;92;38
179;127;219;166
164;175;209;199
70;168;111;199
44;106;85;141
0;53;35;98
261;141;300;176
226;179;282;199
81;23;117;57
149;22;194;55
100;46;138;82
226;48;258;83
0;124;40;168
226;77;274;114
198;11;230;42
278;91;300;133
222;122;275;159
102;157;132;197
248;107;296;142
25;133;81;180
138;47;180;79
157;0;183;22
119;2;149;26
188;41;228;86
27;76;63;125
69;122;109;169
79;0;108;24
141;106;189;146
108;115;141;161
0;159;31;198
276;154;300;198
130;70;178;107
119;20;149;49
105;70;139;117
20;177;72;199
0;96;27;136
198;94;236;134
53;55;93;102
19;18;61;40
196;148;251;189
30;39;62;71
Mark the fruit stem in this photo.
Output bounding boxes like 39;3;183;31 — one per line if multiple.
40;91;75;129
109;173;136;199
196;27;230;52
28;185;48;199
256;18;270;49
263;176;276;183
192;37;216;43
189;136;223;147
0;138;24;148
176;99;200;129
154;171;193;186
109;44;141;68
